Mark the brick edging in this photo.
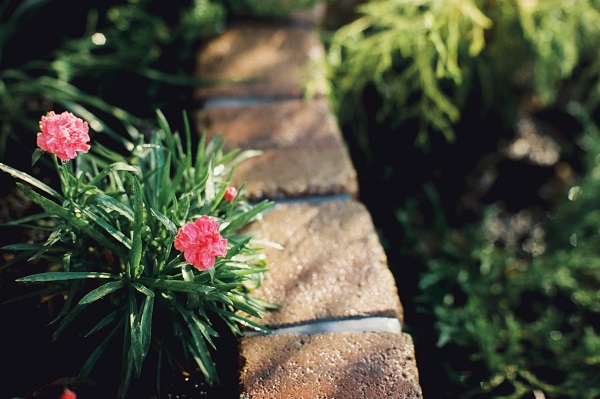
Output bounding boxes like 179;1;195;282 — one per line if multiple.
193;12;424;399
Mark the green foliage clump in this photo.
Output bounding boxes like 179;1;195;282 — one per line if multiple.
399;124;600;398
0;111;277;398
325;0;600;150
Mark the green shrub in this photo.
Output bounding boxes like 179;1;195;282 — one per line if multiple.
398;121;600;398
325;0;600;151
0;110;277;398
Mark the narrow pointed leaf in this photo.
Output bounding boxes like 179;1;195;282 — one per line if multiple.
87;193;134;221
129;177;144;278
147;279;214;294
221;200;273;235
16;271;116;282
18;184;123;256
79;280;126;305
0;162;61;198
131;282;155;297
150;208;177;235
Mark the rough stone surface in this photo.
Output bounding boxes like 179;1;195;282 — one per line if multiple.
194;23;327;100
196;98;343;150
242;199;403;328
230;146;358;200
194;98;358;200
238;332;423;399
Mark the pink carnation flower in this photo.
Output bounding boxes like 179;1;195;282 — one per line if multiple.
37;111;91;162
59;388;77;399
174;216;228;271
224;186;237;201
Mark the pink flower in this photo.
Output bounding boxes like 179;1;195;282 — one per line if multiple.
224;186;237;201
59;387;77;399
37;111;90;162
174;216;227;271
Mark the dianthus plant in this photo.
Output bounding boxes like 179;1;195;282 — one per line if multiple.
0;110;277;398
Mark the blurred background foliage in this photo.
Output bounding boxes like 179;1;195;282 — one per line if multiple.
2;0;600;398
0;0;319;164
323;0;600;398
325;0;600;151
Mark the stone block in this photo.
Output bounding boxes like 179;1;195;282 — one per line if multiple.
243;199;403;328
195;98;358;200
238;332;423;399
194;23;327;100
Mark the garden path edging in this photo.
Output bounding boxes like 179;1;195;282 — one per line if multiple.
193;14;424;399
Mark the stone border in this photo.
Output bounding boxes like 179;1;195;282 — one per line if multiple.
193;14;424;399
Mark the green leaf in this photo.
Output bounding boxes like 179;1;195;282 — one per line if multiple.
87;193;134;221
174;303;219;386
0;212;48;227
79;280;126;305
18;184;125;257
221;199;274;235
31;148;44;166
146;278;214;294
156;108;175;153
158;152;173;209
84;308;123;337
131;281;155;297
226;148;263;169
2;243;44;251
88;162;140;187
16;271;116;282
230;266;270;276
224;235;252;258
27;227;62;261
182;110;192;161
129;177;144;279
248;295;282;311
205;159;216;203
138;295;154;362
150;207;177;235
84;206;132;249
168;155;190;203
128;291;144;377
0;162;61;198
226;292;264;318
225;312;272;334
49;282;80;326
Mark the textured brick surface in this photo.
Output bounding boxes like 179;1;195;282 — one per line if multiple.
194;98;358;200
230;146;358;200
242;199;403;328
193;14;424;399
196;98;343;150
238;332;423;399
194;23;327;100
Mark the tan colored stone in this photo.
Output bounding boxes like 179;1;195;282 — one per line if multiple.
194;98;359;200
238;332;423;399
196;98;343;151
194;23;327;100
229;146;358;200
243;200;403;327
